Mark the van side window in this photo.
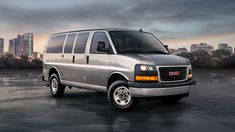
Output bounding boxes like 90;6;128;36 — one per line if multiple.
90;32;110;54
74;33;89;54
64;34;76;53
46;35;66;53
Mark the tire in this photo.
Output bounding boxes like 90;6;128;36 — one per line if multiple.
49;73;65;97
108;80;139;111
161;96;182;104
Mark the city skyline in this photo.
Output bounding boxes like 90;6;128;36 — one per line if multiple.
0;0;235;53
8;33;33;57
170;42;234;55
0;33;234;55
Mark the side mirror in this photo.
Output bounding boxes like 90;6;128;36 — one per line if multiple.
164;45;169;51
97;41;109;52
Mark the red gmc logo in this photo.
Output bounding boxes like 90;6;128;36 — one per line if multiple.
169;71;180;76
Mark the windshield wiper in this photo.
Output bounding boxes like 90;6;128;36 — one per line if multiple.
144;50;169;54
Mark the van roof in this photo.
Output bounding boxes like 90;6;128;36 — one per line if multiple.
51;28;140;35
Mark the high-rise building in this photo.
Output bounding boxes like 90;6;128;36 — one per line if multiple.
0;38;4;56
218;43;228;50
9;39;16;56
9;33;33;57
22;33;33;56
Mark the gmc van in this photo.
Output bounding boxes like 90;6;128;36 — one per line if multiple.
42;28;196;111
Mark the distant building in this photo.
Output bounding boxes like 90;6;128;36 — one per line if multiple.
205;45;214;55
169;47;188;55
9;39;16;56
169;49;179;55
198;43;208;50
218;43;228;50
9;33;33;57
0;38;4;56
3;52;10;55
190;42;214;54
178;47;188;54
190;44;198;52
22;33;33;56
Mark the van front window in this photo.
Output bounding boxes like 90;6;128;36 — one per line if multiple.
109;31;169;54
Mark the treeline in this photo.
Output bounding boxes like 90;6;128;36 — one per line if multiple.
0;50;235;69
177;49;235;69
0;54;42;69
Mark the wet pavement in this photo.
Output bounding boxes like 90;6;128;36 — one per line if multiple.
0;69;235;132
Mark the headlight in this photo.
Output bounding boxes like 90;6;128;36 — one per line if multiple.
135;64;158;81
136;64;156;71
140;65;154;71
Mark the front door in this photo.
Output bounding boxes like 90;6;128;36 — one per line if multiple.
85;32;111;91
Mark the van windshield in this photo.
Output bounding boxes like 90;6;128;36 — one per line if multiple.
109;31;169;54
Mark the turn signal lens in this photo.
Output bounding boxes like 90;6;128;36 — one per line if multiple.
135;76;158;81
188;74;193;79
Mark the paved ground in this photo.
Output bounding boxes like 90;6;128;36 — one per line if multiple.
0;69;235;132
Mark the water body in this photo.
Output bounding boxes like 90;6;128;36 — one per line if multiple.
0;69;235;132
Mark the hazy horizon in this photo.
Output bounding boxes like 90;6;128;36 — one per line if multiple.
0;0;235;53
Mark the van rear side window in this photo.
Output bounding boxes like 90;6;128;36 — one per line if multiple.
74;33;89;54
46;35;66;53
64;34;77;53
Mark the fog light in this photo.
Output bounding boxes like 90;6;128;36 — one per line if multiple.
135;76;158;81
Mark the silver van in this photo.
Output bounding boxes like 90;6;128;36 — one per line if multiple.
42;28;196;111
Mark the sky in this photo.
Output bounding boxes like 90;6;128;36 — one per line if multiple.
0;0;235;53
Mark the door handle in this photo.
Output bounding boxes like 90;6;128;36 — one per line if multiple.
62;54;64;58
72;55;75;63
86;55;89;64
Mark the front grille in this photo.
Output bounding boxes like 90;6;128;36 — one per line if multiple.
159;67;187;82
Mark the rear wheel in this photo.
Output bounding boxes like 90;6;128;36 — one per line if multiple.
49;73;65;97
108;80;139;111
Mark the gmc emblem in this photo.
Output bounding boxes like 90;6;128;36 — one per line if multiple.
169;71;180;76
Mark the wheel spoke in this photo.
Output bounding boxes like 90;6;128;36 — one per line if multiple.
51;78;58;94
113;86;131;106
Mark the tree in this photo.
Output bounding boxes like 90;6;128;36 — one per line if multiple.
192;50;211;68
211;49;232;68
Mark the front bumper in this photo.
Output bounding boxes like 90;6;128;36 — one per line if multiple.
128;80;196;97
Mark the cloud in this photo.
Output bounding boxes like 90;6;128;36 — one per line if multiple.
0;0;235;52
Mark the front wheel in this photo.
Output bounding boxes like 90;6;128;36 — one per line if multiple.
49;73;65;97
108;80;139;111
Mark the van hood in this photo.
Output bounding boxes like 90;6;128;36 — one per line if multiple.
125;54;190;66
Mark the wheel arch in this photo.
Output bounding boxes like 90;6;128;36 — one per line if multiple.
107;72;129;89
48;66;61;80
